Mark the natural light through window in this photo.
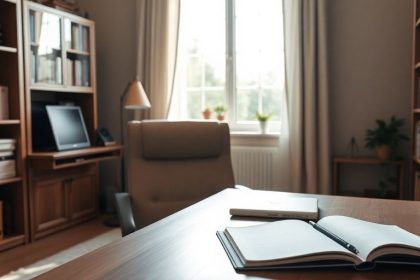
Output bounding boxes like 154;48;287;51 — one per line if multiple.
171;0;285;132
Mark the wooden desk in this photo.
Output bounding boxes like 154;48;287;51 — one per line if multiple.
37;189;420;279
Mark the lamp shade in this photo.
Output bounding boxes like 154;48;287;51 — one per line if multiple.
124;79;151;110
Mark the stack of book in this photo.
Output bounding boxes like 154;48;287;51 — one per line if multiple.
0;139;16;180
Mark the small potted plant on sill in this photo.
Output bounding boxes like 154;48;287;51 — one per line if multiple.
256;112;272;134
214;105;227;121
365;116;408;161
202;107;212;119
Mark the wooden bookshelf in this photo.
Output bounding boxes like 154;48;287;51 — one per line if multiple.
0;0;28;252
21;1;120;241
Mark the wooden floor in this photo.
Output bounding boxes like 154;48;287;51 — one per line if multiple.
0;216;113;276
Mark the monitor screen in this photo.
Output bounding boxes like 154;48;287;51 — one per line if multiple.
46;105;91;151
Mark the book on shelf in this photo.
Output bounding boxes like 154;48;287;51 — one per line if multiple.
217;215;420;271
0;86;9;120
81;26;89;52
81;59;90;87
0;151;13;158
67;58;74;86
0;139;16;152
0;200;3;240
0;143;15;152
56;56;62;84
0;159;16;179
0;139;16;145
71;23;80;50
75;60;82;86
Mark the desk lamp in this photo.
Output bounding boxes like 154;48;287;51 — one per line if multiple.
104;77;151;227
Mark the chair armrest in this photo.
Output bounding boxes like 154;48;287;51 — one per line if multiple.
114;192;137;237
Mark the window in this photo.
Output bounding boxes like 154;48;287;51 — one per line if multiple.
170;0;285;132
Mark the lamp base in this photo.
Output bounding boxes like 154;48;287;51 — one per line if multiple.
104;215;120;227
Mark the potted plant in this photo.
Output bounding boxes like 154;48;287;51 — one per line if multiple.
214;105;227;121
256;112;272;134
202;107;212;119
365;116;408;161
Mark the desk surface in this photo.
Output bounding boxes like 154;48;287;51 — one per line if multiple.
37;189;420;280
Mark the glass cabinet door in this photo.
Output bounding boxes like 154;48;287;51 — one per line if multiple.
64;19;91;87
29;9;63;85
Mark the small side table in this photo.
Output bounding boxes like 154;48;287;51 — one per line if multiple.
332;157;405;199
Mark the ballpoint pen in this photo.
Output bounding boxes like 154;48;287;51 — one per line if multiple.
309;221;359;254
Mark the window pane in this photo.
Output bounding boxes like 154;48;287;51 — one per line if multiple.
205;90;226;110
262;88;282;121
173;0;285;130
237;89;259;121
187;56;202;88
181;0;226;118
236;54;258;87
205;57;225;87
187;90;202;119
235;0;283;122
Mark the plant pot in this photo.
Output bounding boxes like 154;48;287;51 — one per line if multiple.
202;110;212;119
259;121;268;134
375;145;390;161
217;114;225;121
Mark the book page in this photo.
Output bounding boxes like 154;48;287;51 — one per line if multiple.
317;216;420;261
225;220;359;267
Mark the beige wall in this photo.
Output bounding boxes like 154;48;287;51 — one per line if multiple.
327;0;412;194
78;0;413;203
78;0;138;210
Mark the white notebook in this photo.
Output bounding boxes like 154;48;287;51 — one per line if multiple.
230;196;318;220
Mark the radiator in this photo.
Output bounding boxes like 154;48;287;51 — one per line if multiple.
231;146;278;190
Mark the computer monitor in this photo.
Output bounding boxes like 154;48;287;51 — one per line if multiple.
46;105;91;151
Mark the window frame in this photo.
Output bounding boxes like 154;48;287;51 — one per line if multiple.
177;0;283;133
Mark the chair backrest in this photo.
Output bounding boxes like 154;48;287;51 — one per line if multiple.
127;120;235;227
114;192;137;237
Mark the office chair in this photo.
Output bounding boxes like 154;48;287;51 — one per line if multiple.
125;120;236;228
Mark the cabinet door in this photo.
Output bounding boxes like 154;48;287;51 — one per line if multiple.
68;172;96;220
64;19;92;88
33;177;69;233
28;9;63;85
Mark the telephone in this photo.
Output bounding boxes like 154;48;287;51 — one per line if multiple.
96;127;116;146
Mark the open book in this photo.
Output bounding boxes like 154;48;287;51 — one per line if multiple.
217;215;420;270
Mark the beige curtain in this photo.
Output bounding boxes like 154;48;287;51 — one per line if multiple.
282;0;330;194
136;0;180;119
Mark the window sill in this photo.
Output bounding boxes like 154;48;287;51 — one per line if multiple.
230;131;279;147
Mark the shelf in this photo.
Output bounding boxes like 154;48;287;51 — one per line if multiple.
66;49;90;56
0;120;20;125
0;177;22;186
0;46;17;53
333;156;404;165
2;0;18;4
30;85;94;94
414;109;420;114
417;17;420;27
0;235;25;252
415;62;420;70
29;145;122;170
